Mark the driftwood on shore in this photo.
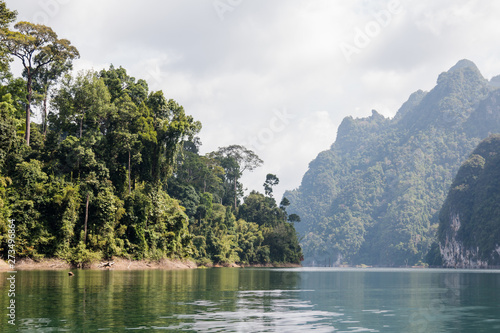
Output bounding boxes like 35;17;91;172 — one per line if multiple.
98;261;115;268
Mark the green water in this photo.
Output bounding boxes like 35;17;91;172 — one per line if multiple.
1;267;499;332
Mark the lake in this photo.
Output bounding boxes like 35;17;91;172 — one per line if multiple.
1;267;499;332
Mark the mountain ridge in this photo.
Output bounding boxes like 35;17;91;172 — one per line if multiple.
286;59;500;266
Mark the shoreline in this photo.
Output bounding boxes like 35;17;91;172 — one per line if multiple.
0;257;198;271
4;259;495;271
0;258;302;271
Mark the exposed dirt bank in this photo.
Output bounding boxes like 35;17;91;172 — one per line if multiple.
0;257;196;271
0;257;301;271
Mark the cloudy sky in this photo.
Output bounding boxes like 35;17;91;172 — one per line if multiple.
6;0;500;199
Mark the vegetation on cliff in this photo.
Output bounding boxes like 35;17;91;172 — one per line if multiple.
436;134;500;268
286;59;500;266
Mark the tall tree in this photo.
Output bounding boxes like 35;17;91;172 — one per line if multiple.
144;91;201;184
211;145;263;209
263;173;279;198
170;147;224;197
99;65;148;105
26;60;72;135
1;21;79;145
111;95;141;194
51;71;111;139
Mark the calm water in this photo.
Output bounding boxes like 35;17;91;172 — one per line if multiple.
1;267;499;332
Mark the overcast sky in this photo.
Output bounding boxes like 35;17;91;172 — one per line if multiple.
6;0;500;199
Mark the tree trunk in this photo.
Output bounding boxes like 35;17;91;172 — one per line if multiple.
128;149;132;195
152;144;158;183
25;71;32;146
80;113;84;139
42;91;48;136
233;178;237;210
84;193;89;244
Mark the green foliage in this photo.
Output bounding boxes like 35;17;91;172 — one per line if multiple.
51;183;81;257
238;191;282;227
234;219;265;264
0;0;17;77
209;145;263;209
0;20;79;145
263;222;302;264
425;242;442;267
0;66;196;264
0;93;19;166
99;65;148;105
70;239;101;268
50;71;111;140
170;141;302;265
263;173;279;197
0;175;12;252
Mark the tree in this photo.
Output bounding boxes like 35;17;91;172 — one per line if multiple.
211;145;263;209
168;141;225;201
108;94;142;194
99;65;148;105
238;191;281;227
143;91;201;184
26;60;72;135
0;93;18;166
51;71;111;139
237;191;302;263
1;21;79;145
279;197;300;223
0;1;16;78
263;173;279;197
280;197;290;209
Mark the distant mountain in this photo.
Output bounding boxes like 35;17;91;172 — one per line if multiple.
438;134;500;268
285;59;500;266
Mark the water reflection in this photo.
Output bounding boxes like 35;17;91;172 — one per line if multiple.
172;290;343;332
0;268;499;332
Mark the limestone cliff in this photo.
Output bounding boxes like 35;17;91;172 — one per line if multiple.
438;135;500;268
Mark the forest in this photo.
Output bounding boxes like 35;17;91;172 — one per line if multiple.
0;2;302;267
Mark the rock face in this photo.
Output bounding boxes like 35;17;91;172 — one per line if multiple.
438;135;500;268
285;59;500;266
439;212;488;268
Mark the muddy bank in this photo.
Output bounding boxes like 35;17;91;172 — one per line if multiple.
88;257;198;270
0;257;301;271
0;257;196;271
